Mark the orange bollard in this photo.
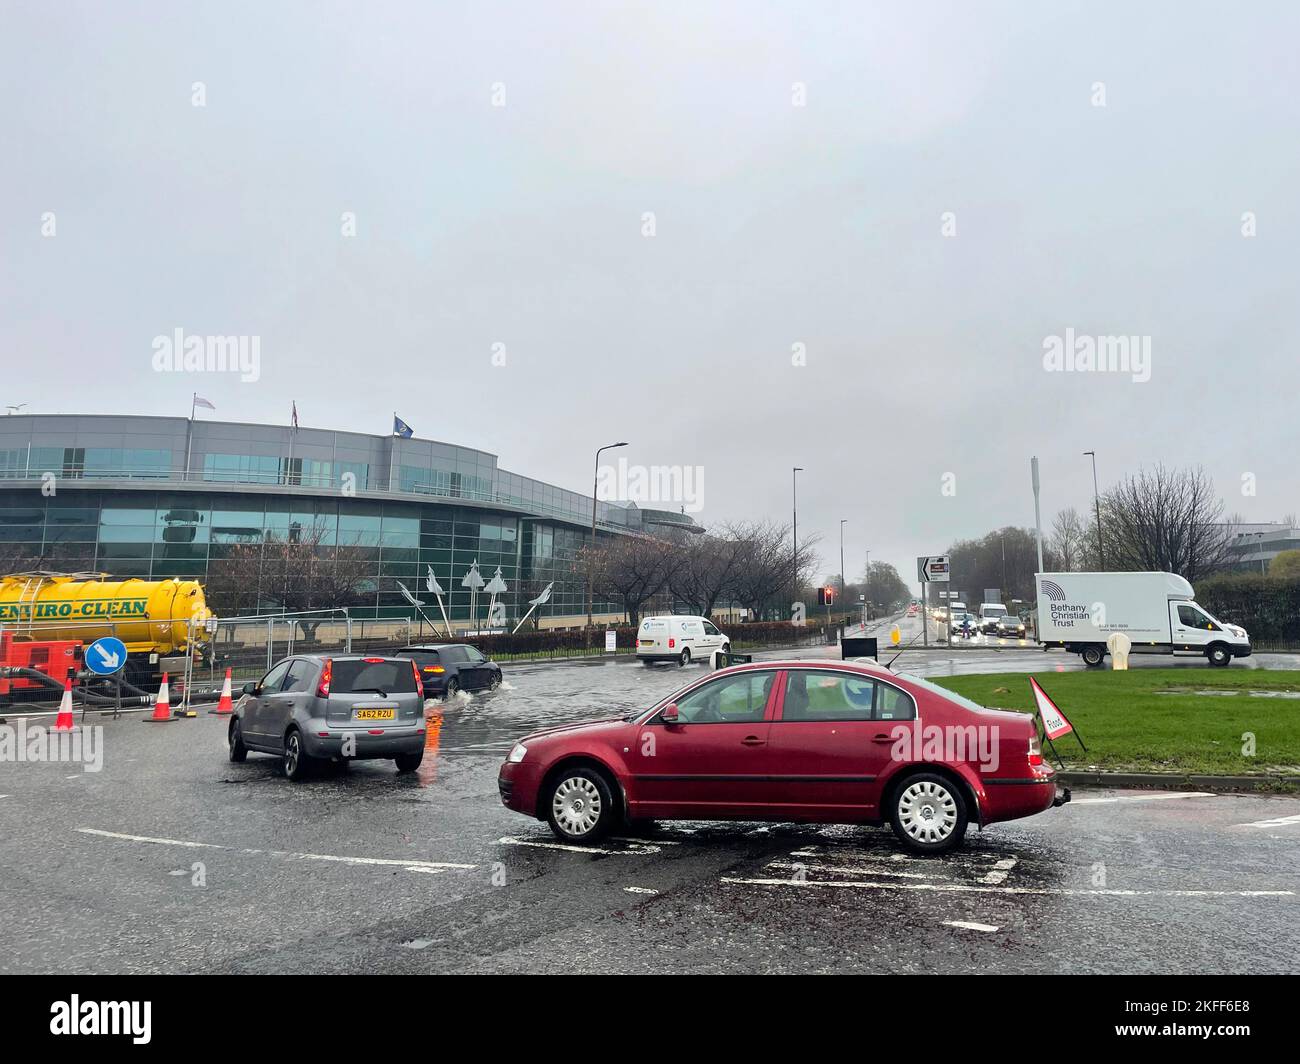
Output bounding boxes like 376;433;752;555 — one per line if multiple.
208;668;235;716
53;674;76;732
143;673;174;724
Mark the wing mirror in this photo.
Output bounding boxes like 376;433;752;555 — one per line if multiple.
242;681;258;696
661;703;680;724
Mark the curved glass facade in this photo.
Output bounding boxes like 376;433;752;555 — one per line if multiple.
0;415;701;623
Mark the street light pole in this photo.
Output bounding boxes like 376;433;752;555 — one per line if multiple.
839;519;847;604
587;441;629;628
792;467;803;607
1084;450;1105;569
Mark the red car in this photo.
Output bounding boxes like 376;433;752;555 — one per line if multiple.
498;660;1069;854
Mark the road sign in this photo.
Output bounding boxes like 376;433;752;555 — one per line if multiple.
85;636;128;676
917;555;950;583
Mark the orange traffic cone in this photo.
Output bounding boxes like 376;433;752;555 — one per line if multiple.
53;674;76;732
208;668;235;716
143;673;174;724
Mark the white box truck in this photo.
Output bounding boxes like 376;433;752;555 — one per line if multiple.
1035;571;1251;668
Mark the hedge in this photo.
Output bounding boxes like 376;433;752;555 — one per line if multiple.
1196;573;1300;647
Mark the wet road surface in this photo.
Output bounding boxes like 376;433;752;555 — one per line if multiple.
2;647;1298;973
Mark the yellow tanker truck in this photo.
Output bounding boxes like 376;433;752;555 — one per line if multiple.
0;572;214;682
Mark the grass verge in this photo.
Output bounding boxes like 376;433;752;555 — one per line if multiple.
930;669;1300;776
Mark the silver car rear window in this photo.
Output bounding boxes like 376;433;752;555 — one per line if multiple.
332;659;417;694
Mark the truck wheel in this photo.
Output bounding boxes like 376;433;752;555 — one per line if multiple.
1080;645;1106;667
1207;644;1232;668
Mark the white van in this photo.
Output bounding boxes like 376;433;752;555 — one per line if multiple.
1035;571;1251;667
636;615;730;666
979;602;1008;632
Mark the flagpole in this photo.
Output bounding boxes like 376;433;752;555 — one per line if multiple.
388;412;396;492
512;601;540;635
184;392;196;479
286;403;296;486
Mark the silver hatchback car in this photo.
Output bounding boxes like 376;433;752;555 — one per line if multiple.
228;654;427;780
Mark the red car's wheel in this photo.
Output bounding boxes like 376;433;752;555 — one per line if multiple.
546;768;615;844
889;773;968;855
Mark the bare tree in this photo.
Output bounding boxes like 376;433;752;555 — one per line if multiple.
205;528;374;617
668;533;745;618
1100;465;1236;582
725;521;818;621
1050;507;1087;572
588;534;681;627
860;560;909;610
949;527;1059;607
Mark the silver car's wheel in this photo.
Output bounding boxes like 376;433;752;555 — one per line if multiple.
895;779;961;846
552;775;603;838
283;730;312;782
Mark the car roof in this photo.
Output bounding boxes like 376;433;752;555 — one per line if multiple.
279;653;408;663
399;644;466;651
715;658;896;677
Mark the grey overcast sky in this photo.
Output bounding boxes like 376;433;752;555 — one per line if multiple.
2;1;1298;585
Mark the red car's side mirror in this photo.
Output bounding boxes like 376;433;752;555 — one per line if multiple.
661;703;680;723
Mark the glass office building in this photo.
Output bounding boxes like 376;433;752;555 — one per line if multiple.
0;415;701;623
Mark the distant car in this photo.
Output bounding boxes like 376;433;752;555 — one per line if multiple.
954;612;979;638
229;654;426;780
498;659;1069;854
994;616;1027;639
636;615;730;666
394;644;503;697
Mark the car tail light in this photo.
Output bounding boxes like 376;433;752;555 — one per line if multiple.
316;658;332;698
411;659;424;699
668;637;676;648
422;665;445;674
363;657;385;663
1028;734;1043;767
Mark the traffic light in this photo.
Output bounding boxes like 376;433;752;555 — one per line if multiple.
818;586;835;606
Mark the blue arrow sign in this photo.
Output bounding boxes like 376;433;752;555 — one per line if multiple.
85;636;128;676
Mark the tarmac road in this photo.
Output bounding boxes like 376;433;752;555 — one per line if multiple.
1;648;1297;974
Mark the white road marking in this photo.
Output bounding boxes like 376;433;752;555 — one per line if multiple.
721;876;1294;897
497;835;661;855
1072;792;1218;805
76;828;476;871
767;860;943;881
1236;813;1300;829
65;775;81;780
978;857;1018;885
623;886;658;895
943;920;1000;932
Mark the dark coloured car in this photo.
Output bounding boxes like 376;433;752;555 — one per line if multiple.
394;643;503;698
498;659;1068;855
994;616;1028;639
229;654;427;780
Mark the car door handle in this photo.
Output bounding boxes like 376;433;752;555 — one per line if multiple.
741;736;766;746
871;734;895;744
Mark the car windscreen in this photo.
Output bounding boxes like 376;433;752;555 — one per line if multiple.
331;658;417;695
